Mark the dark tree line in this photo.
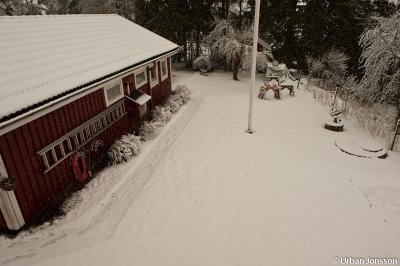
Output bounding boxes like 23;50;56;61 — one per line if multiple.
256;0;398;75
1;0;398;75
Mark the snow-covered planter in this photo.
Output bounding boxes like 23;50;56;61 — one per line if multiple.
108;134;142;164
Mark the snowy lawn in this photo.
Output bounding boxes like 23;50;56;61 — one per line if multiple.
1;70;400;266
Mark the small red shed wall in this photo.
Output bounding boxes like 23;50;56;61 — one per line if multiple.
123;58;172;125
0;56;173;230
0;88;108;222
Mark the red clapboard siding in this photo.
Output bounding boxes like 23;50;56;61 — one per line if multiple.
27;121;52;199
40;115;62;191
14;127;44;210
152;83;162;107
34;117;57;194
0;58;172;229
0;88;108;225
0;134;34;220
0;210;6;230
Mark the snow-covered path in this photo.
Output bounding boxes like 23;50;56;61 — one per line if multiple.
1;71;400;266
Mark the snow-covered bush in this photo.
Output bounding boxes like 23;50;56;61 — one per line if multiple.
152;106;172;124
140;85;191;141
109;85;192;162
163;85;191;113
139;121;163;141
311;84;400;151
355;12;400;105
108;134;142;164
172;85;191;104
306;49;349;91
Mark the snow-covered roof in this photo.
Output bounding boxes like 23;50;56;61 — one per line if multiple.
0;14;180;123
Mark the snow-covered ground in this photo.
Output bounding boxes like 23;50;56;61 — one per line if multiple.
1;70;400;266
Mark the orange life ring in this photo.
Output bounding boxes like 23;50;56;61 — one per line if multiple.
72;152;88;183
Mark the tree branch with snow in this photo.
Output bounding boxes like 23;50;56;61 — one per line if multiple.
204;18;272;81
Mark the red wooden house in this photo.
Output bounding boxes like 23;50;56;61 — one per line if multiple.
0;14;180;230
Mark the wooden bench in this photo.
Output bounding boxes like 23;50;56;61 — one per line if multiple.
280;84;295;96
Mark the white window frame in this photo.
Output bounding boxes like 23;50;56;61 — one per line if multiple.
139;103;147;116
104;80;124;107
160;59;169;81
126;83;131;95
149;64;159;88
134;67;148;88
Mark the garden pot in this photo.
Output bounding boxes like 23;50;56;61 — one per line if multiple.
0;177;17;191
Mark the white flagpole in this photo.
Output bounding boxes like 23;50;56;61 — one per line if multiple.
247;0;261;134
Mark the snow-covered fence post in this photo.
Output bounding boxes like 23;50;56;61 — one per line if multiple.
390;119;400;151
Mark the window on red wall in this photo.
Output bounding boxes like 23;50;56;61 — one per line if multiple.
160;59;168;81
149;64;158;87
104;81;123;106
134;67;147;88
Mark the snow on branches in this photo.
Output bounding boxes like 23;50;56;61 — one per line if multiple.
204;19;272;80
356;12;400;105
108;134;142;164
306;49;349;91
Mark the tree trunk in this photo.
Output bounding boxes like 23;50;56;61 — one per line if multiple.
232;53;241;81
195;30;201;57
238;0;242;28
389;85;400;150
306;72;312;91
396;86;400;124
233;68;239;80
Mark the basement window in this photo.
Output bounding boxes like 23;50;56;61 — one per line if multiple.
139;103;147;116
135;68;147;88
104;81;123;107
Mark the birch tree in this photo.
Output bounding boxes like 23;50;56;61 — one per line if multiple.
356;12;400;120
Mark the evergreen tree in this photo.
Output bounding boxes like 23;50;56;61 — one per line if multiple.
299;0;397;75
40;0;81;14
78;0;135;20
259;0;300;69
135;0;215;60
0;0;43;15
